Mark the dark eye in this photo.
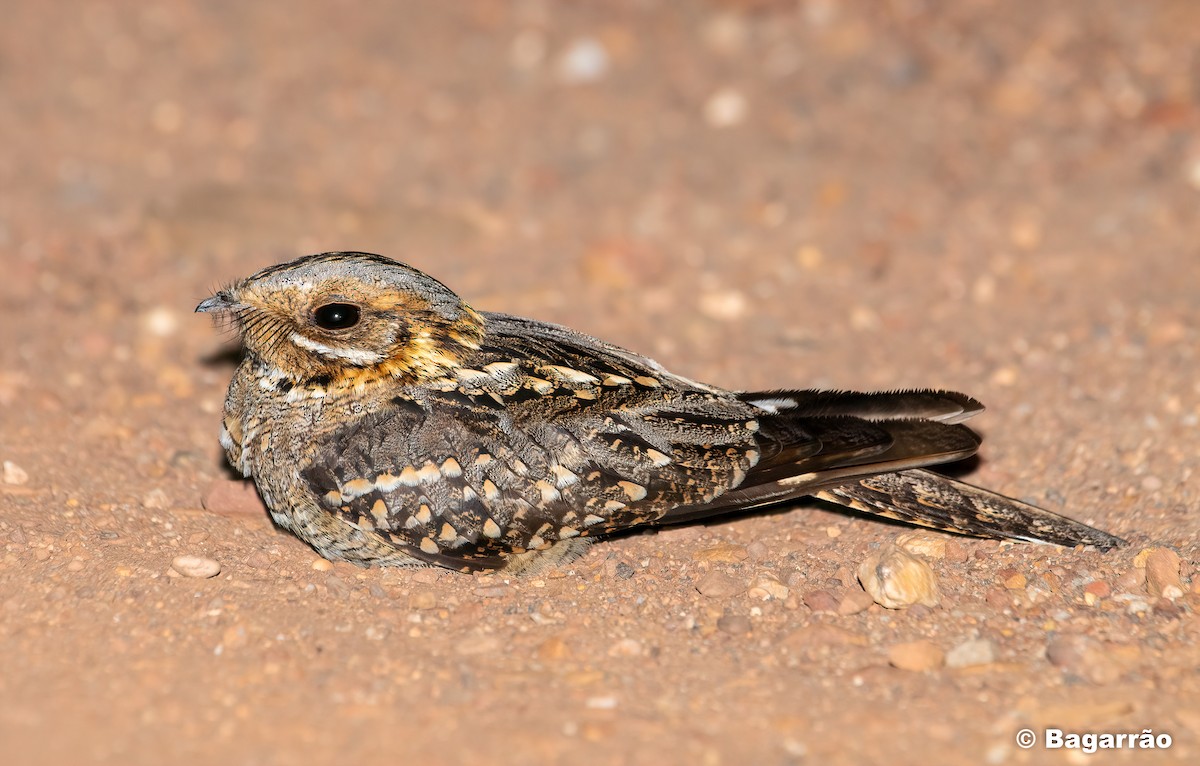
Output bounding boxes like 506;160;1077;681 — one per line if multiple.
312;303;361;330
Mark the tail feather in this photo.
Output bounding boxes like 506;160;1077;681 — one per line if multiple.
660;388;1123;550
817;469;1125;550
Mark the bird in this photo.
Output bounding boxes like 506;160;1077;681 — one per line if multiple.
196;251;1125;573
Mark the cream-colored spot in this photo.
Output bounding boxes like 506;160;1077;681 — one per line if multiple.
404;515;423;530
573;389;597;400
540;365;599;385
778;472;818;487
375;472;402;492
525;377;554;395
415;504;433;524
323;490;343;506
441;457;463;477
535;479;561;504
419;537;439;554
634;375;661;388
645;449;672;467
604;500;627;511
559;527;581;539
528;535;547;549
371;498;389;523
550;464;578;488
483;519;502;538
744;420;759;432
462;485;477;502
417;462;441;483
399;466;421;486
601;375;631;386
617;481;647;501
583;514;605;526
483;361;519;377
455;368;490;384
745;449;760;465
340;478;375;499
511;458;529;476
474;453;493;466
482;479;500;500
439;523;458;542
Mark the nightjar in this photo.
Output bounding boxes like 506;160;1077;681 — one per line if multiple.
197;251;1124;573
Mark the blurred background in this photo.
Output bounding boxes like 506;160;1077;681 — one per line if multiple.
2;2;1198;764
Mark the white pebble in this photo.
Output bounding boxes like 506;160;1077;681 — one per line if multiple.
699;289;747;321
945;638;996;668
858;543;941;609
171;555;221;579
704;87;747;127
2;460;28;485
558;38;609;84
143;306;179;337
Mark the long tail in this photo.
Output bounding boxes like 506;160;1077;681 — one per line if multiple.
817;469;1124;550
663;389;1125;551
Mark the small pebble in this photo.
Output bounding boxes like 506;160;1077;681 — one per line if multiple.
142;306;179;337
895;532;947;560
557;38;609;84
747;575;789;601
142;488;170;510
1143;547;1184;600
945;638;996;668
858;544;941;609
409;590;437;610
888;640;945;671
692;542;749;563
1083;580;1111;606
2;460;29;485
243;550;272;570
716;613;752;635
324;574;352;599
699;289;747;320
703;87;747;128
837;589;875;615
411;568;442;584
608;638;644;657
802;588;840;613
311;559;333;572
696;570;745;598
170;555;221;579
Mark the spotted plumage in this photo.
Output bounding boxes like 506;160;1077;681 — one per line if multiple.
197;251;1124;573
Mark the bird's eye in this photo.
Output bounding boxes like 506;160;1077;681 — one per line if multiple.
312;303;361;330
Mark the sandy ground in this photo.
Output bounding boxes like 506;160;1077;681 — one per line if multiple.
2;1;1199;764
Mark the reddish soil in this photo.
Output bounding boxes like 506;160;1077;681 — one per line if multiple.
2;2;1198;764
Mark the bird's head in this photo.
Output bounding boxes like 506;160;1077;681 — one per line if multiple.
197;252;484;385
